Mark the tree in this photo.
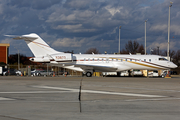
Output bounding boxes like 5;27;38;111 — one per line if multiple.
121;40;144;54
84;48;100;54
137;44;145;54
161;50;176;60
172;50;180;67
64;50;74;54
8;54;35;65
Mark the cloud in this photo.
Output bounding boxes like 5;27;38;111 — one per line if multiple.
105;5;122;16
0;38;13;44
1;0;180;56
52;37;85;47
171;25;180;35
149;24;167;33
53;24;97;33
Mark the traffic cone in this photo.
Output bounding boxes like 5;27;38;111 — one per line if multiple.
21;73;23;76
53;73;55;77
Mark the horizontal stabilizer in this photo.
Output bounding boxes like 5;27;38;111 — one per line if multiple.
5;35;38;40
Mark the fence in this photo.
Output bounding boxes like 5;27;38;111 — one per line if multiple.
2;64;83;76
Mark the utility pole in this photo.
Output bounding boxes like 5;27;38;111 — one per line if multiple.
167;2;173;61
14;47;20;70
119;26;121;54
145;19;148;55
18;49;20;70
157;46;159;55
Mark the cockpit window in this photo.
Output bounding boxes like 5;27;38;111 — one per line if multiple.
159;58;168;61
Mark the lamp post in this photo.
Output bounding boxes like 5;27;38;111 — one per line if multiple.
167;2;173;61
119;26;121;54
14;47;20;70
145;19;148;55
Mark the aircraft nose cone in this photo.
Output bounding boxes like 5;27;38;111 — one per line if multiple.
174;64;178;68
172;63;178;68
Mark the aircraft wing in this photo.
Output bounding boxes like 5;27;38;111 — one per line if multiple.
74;64;117;72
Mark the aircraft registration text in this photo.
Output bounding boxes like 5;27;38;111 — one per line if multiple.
56;56;66;59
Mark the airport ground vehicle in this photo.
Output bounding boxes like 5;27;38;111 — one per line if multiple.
161;70;168;78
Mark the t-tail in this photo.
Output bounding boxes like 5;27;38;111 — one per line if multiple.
5;33;65;62
6;33;60;57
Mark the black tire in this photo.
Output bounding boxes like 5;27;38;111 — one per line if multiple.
86;72;92;77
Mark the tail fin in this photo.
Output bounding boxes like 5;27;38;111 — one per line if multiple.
5;33;60;57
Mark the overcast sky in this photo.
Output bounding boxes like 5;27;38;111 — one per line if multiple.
0;0;180;56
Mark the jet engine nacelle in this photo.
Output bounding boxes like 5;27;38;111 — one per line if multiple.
29;56;50;62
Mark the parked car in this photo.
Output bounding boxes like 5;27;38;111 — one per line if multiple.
3;69;18;76
58;71;69;75
120;71;129;76
102;72;117;77
131;70;143;76
148;70;158;77
170;71;177;75
31;69;43;76
36;70;54;76
16;70;22;76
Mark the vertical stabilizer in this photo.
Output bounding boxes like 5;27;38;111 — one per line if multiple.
6;33;60;57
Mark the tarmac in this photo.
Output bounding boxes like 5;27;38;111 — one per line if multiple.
0;75;180;120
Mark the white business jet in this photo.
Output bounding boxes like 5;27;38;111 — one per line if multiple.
6;33;177;77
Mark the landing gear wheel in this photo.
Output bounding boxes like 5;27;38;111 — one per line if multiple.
86;72;92;77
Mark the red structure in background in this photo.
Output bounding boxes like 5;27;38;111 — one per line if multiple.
0;44;10;64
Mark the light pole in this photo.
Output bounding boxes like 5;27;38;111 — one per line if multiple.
167;2;173;61
14;47;20;70
145;19;148;55
119;26;121;54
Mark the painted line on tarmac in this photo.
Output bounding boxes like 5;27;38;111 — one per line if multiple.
0;97;15;101
32;85;165;98
0;91;75;94
125;97;180;102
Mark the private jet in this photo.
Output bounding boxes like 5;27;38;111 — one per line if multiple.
6;33;177;77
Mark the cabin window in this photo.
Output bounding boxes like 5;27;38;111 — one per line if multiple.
144;59;146;62
159;58;168;61
130;59;132;61
92;58;94;61
149;59;151;62
135;59;137;62
97;58;99;61
88;58;90;61
126;59;127;61
84;58;86;61
102;58;104;61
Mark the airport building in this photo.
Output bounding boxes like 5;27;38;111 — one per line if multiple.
0;43;10;64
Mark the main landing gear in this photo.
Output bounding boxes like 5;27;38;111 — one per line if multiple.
86;72;92;77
